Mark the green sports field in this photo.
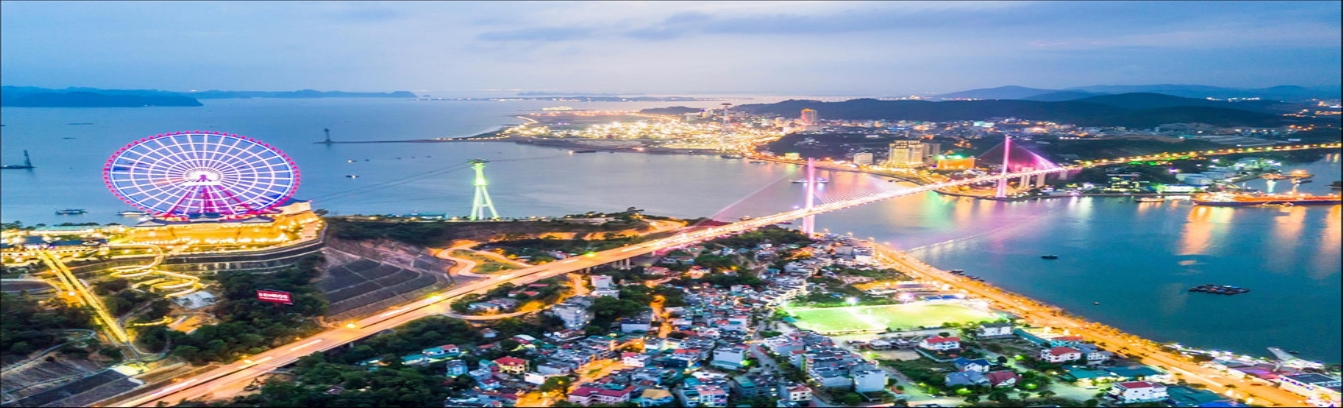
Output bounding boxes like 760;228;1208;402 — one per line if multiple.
784;303;998;333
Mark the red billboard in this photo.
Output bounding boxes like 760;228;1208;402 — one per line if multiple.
256;289;293;305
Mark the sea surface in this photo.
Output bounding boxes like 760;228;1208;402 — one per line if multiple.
2;98;1338;363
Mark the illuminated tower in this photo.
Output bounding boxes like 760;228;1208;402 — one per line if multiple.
720;103;733;151
802;158;817;235
469;159;499;220
800;108;818;126
994;136;1011;198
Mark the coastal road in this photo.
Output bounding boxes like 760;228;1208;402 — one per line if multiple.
872;246;1307;407
118;167;1075;407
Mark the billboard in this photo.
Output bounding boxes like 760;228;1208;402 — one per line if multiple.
256;289;293;305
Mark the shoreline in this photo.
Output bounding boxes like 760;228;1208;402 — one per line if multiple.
866;242;1320;405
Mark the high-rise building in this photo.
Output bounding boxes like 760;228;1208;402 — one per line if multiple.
853;152;874;166
921;142;941;165
887;140;923;167
800;108;818;126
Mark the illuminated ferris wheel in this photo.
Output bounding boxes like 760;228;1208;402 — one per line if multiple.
103;131;300;218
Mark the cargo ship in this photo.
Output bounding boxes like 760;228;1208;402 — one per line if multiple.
1193;192;1342;207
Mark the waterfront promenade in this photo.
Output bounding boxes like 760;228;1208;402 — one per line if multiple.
868;243;1308;407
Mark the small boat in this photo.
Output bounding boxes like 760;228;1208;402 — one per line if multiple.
1094;302;1100;305
949;269;965;275
791;178;829;184
573;150;598;154
62;137;76;140
1041;255;1059;260
56;208;86;215
740;216;753;221
347;159;356;163
1136;197;1165;203
720;154;743;159
346;174;359;179
118;210;147;216
1288;350;1300;354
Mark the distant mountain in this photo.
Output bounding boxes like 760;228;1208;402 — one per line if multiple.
930;86;1058;100
0;88;201;107
185;89;417;99
1073;93;1301;114
1064;84;1340;102
640;106;703;115
1022;91;1106;101
733;96;1307;128
0;86;419;107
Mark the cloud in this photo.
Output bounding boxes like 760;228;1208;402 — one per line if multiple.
477;26;596;42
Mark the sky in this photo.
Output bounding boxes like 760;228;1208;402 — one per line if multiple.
1;1;1339;96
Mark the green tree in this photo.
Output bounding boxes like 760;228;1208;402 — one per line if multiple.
540;376;573;396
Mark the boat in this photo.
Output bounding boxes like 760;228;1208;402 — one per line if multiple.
1261;173;1287;180
1136;196;1165;203
1193;192;1342;207
1;150;35;170
949;269;965;275
55;209;86;215
118;210;147;216
1330;181;1342;190
791;178;829;184
573;150;598;154
740;216;753;221
1094;302;1100;305
1041;255;1059;260
345;174;359;179
720;154;743;159
1188;284;1250;295
67;122;93;125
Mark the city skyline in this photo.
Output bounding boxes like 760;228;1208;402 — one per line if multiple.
1;1;1340;95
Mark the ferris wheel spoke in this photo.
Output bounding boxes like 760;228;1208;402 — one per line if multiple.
105;132;299;218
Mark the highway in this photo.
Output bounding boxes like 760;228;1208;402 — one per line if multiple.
116;166;1076;406
870;245;1306;407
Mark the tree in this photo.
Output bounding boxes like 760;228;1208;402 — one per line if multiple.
839;393;863;405
540;376;573;396
1037;390;1056;399
964;394;980;403
1018;392;1031;401
996;356;1009;365
1084;398;1100;407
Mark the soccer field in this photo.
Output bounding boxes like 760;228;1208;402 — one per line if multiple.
784;303;998;333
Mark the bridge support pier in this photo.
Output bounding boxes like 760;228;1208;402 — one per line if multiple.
802;158;817;235
1034;173;1048;188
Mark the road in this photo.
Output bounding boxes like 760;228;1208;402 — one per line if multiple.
117;166;1081;407
870;245;1306;407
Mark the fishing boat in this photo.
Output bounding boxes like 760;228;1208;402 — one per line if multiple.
1041;255;1059;260
55;208;86;215
1136;196;1165;203
118;210;147;216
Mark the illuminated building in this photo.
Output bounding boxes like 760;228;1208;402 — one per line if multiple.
887;140;924;167
853;152;874;166
935;155;976;170
800;108;818;126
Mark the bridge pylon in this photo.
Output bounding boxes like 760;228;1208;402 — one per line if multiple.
994;135;1012;198
469;159;500;220
802;158;817;235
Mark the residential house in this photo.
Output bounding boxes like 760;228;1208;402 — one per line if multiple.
852;367;888;393
494;356;528;375
1076;343;1113;363
424;344;461;359
978;322;1014;338
919;336;961;351
569;385;637;406
638;388;675;407
713;344;749;367
1108;381;1168;404
553;296;596;330
481;328;498;339
622;352;650;368
1040;346;1083;363
446;360;469;376
781;383;811;402
953;357;992;373
985;370;1020;388
945;371;989;387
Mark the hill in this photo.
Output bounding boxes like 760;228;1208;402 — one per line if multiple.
0;90;202;107
930;86;1057;100
1064;84;1340;102
1073;93;1299;114
733;96;1302;128
1022;91;1106;101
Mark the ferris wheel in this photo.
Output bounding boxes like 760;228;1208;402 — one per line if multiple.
103;131;300;218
